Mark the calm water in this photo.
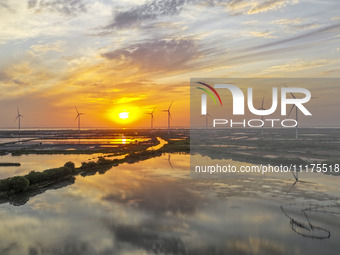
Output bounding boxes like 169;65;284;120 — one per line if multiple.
38;137;149;145
0;154;106;179
0;154;339;255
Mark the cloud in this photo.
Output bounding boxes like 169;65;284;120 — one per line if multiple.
263;59;338;73
0;1;13;12
0;62;34;88
250;31;277;38
271;18;319;32
103;178;200;214
0;61;55;98
115;96;146;104
105;0;187;30
110;224;186;254
210;23;340;69
226;237;285;255
248;0;287;14
27;0;87;16
271;18;302;25
30;40;65;53
102;38;199;72
103;0;295;31
213;0;297;16
322;69;340;75
244;23;340;52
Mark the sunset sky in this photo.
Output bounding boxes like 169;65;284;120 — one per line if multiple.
1;0;340;128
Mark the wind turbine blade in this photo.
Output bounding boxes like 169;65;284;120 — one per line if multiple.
287;105;295;117
284;84;296;99
261;96;264;108
168;100;173;110
75;106;79;114
152;106;157;114
17;108;19;115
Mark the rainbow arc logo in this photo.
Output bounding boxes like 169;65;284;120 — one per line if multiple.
196;82;222;106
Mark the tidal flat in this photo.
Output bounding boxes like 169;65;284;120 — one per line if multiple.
0;128;339;255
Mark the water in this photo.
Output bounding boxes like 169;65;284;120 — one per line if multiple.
0;137;165;179
38;137;149;145
0;154;339;255
0;154;106;179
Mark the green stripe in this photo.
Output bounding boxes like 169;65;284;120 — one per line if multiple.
197;87;217;105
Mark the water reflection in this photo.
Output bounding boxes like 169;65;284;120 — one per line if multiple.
0;154;339;255
0;153;106;179
37;137;148;145
0;178;75;206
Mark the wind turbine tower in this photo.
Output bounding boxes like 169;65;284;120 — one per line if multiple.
162;101;173;136
257;96;267;137
147;106;157;129
75;107;85;135
15;108;23;134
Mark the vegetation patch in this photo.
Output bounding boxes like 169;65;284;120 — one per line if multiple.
0;163;21;166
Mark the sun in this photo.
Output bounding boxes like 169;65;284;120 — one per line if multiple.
107;104;142;125
119;112;129;119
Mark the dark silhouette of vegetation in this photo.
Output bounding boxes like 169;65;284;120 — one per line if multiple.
79;157;116;177
0;162;21;166
2;178;75;206
0;176;30;194
64;161;76;173
0;165;75;198
24;171;48;185
24;166;73;186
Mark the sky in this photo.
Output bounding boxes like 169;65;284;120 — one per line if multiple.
0;0;340;128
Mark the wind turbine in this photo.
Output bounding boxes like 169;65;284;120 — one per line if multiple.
257;96;267;136
285;85;317;140
287;97;299;140
284;85;299;140
75;107;85;135
162;101;173;135
15;108;23;134
147;106;157;129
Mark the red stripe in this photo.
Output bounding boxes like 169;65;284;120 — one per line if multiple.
197;82;222;106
